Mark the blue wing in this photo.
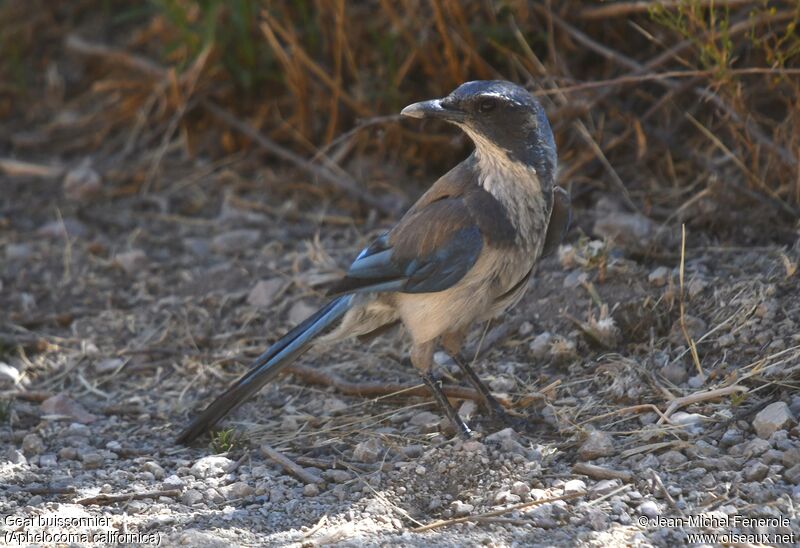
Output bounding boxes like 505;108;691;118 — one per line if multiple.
328;198;483;295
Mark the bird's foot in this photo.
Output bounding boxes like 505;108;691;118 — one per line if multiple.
420;372;472;440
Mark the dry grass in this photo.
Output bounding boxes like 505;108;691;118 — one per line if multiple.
1;0;799;226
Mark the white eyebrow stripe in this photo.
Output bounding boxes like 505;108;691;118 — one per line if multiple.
477;90;525;106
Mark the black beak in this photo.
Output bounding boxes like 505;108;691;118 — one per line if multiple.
400;99;466;122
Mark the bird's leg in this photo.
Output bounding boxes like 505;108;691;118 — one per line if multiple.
441;330;517;424
411;341;471;439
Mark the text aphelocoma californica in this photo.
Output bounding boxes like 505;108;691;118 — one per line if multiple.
177;80;570;443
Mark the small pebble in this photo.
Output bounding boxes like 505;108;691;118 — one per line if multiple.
648;266;669;286
578;431;615;460
637;500;660;519
753;401;793;439
21;434;45;456
181;489;204;506
450;501;474;517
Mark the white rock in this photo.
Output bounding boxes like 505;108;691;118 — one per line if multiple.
21;433;45;456
450;500;474;517
190;455;234;478
669;315;707;345
288;300;316;325
578;430;615;460
494;490;521;504
489;376;516;392
410;411;440;427
81;451;104;468
511;481;530;497
563;269;588;289
63;160;102;202
485;427;518;443
353;439;384;464
648;266;670;287
0;362;21;387
94;358;124;373
658;450;687;467
660;362;687;385
39;453;58;467
143;461;165;479
5;243;33;260
687;277;707;298
529;332;552;359
182;489;204;506
458;400;478;421
717;333;735;347
637;500;661;519
324;469;352;483
594;212;656;248
211;229;260;254
163;474;184;488
41;393;97;424
221;481;254;500
753;401;794;439
461;440;485;453
247;279;284;307
113;250;147;275
433;351;455;367
592;479;622;495
549;337;577;362
563;479;586;494
743;461;769;482
322;397;348;415
37;218;88;239
784;464;800;484
671;412;706;435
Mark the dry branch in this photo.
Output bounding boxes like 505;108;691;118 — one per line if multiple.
578;0;757;20
412;491;587;532
76;489;181;506
286;364;510;407
65;34;165;79
0;158;63;179
201;101;395;216
260;444;323;484
572;462;633;482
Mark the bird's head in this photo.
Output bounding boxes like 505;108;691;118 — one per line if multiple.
401;80;556;186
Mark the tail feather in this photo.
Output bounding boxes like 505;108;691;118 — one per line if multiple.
176;295;354;444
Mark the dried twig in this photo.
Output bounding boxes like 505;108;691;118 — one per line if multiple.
411;491;586;532
76;489;181;506
260;444;322;484
578;0;756;20
678;224;704;377
12;485;76;496
572;462;632;482
658;384;748;423
0;158;63;179
202;100;395;216
650;469;682;513
286;364;510;407
65;34;164;79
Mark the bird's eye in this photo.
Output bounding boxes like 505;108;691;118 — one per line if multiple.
479;98;497;112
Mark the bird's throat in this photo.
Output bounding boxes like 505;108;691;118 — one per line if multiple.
474;146;550;251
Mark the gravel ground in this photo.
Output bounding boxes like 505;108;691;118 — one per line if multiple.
2;161;800;547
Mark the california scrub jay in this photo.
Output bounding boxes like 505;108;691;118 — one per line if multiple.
177;80;570;443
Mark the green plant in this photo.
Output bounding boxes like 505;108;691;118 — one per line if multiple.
0;399;12;423
209;427;239;453
151;0;271;91
649;0;734;76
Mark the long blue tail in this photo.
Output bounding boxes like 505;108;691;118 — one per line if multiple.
177;295;354;443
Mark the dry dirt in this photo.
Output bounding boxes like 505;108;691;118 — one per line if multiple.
2;155;800;547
